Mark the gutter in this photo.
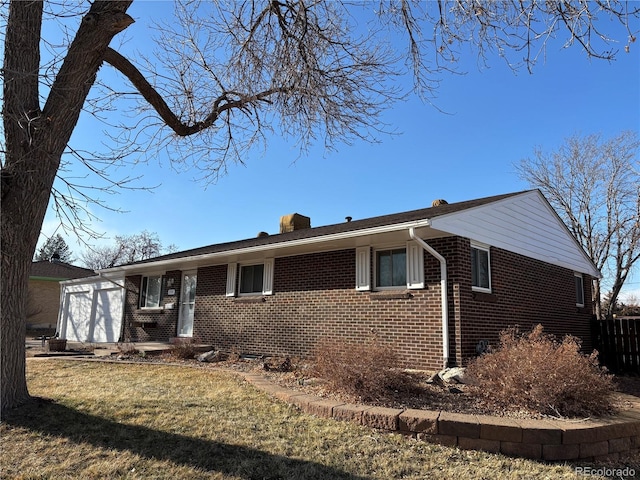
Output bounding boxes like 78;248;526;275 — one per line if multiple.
30;276;71;282
96;271;127;290
409;227;449;368
100;219;433;275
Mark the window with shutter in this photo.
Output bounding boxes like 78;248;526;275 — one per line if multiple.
227;259;275;297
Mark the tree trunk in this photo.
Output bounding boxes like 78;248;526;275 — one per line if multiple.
1;0;133;416
592;278;602;320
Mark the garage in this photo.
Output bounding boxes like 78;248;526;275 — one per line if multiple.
57;276;125;343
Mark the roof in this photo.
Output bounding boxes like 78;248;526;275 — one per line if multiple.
30;261;95;281
125;191;524;266
99;190;601;278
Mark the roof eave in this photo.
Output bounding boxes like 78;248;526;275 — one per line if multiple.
99;218;433;275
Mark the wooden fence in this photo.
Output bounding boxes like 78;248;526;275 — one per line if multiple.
592;317;640;374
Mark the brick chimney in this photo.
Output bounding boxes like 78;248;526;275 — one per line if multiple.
279;213;311;233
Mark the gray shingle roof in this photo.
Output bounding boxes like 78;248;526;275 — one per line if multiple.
30;261;94;280
125;190;529;267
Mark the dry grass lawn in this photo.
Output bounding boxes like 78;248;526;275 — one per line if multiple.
0;359;633;479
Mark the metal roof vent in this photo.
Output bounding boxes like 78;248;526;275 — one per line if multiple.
431;199;448;207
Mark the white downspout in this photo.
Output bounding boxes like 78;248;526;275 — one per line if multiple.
409;227;449;368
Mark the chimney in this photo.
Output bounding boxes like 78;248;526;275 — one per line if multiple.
279;213;311;233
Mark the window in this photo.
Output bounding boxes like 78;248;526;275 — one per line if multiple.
356;242;424;291
140;275;163;308
471;243;491;292
575;273;585;307
376;248;407;288
240;264;264;294
226;259;274;296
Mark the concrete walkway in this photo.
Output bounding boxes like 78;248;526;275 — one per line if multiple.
26;337;172;358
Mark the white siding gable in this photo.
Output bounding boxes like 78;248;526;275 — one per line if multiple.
429;190;601;278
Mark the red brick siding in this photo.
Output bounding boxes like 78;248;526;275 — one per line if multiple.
439;237;594;364
123;271;182;342
122;239;594;370
193;250;446;369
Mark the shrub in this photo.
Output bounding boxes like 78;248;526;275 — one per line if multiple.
227;347;241;363
170;338;198;360
116;342;138;355
466;324;615;417
312;337;418;402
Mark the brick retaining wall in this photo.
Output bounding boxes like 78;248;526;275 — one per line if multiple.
243;373;640;462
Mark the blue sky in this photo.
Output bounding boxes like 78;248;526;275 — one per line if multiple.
38;2;639;299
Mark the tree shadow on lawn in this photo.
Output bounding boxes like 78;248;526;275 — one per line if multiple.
5;397;372;480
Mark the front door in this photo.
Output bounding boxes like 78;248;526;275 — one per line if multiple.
177;271;197;337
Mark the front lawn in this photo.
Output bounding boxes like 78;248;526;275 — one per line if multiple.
0;360;624;479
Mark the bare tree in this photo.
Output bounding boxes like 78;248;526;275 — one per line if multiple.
516;131;640;319
2;0;638;414
81;231;178;269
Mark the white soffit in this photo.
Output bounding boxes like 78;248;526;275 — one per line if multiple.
429;191;601;278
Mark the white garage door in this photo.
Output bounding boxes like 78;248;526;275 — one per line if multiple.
62;291;92;342
92;288;123;342
58;277;124;343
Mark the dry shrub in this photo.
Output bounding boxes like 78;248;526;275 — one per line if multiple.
466;324;615;417
312;338;417;402
170;338;198;360
116;342;138;355
227;347;241;363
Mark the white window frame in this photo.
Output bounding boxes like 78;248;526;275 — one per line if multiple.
239;263;265;295
574;273;585;307
471;242;492;293
226;259;274;297
139;273;164;309
374;246;407;290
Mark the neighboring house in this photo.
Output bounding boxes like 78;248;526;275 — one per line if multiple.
97;190;601;370
28;259;94;331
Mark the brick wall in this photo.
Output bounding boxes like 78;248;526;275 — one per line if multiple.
123;270;182;342
122;238;594;370
193;250;446;370
437;237;594;365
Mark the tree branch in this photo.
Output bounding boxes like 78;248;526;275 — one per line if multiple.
102;47;290;137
